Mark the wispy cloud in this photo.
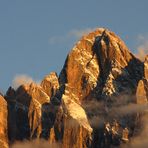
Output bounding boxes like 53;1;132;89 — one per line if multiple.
110;103;148;117
48;28;95;44
135;35;148;61
82;95;148;128
12;74;40;89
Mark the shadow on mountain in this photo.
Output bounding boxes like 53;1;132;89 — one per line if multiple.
5;86;31;143
40;102;56;140
5;85;57;145
82;33;144;148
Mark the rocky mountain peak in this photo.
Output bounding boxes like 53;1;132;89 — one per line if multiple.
59;28;143;102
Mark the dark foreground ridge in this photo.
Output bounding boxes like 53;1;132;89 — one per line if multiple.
0;28;148;148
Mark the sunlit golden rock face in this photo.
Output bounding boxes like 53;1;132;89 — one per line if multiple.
0;95;8;148
2;28;148;148
61;94;92;148
59;28;143;102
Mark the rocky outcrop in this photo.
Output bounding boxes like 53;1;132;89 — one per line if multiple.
41;72;59;98
0;95;8;148
61;94;92;148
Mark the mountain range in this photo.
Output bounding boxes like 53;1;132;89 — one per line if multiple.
0;28;148;148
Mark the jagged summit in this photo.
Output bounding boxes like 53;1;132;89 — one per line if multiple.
59;28;143;102
41;72;59;98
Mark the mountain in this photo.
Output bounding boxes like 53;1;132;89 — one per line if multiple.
1;28;148;148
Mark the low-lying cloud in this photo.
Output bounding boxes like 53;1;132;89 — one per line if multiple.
121;114;148;148
11;139;61;148
82;96;148;128
110;103;148;117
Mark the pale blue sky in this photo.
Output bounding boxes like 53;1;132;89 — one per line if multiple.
0;0;148;92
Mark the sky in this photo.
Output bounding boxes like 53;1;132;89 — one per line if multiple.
0;0;148;93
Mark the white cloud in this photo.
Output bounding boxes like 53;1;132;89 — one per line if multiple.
48;28;95;44
12;74;40;89
135;35;148;61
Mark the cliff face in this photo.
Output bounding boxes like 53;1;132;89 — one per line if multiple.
0;95;8;148
1;28;148;148
61;94;92;148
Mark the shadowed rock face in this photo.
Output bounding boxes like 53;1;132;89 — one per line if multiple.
5;82;56;142
0;95;8;148
1;28;148;148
